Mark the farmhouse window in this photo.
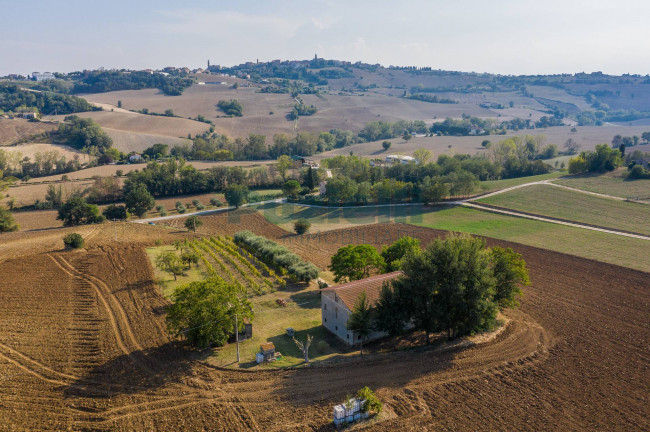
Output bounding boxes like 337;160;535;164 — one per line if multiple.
324;318;327;322
324;304;327;310
335;308;338;318
335;326;338;330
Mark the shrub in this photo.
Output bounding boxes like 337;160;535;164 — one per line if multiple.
102;204;128;220
234;230;319;282
293;218;311;235
356;387;382;414
382;141;391;150
210;197;222;207
63;233;84;249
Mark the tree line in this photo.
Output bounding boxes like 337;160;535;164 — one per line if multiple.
0;84;99;116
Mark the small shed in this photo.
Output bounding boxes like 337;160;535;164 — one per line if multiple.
257;342;276;363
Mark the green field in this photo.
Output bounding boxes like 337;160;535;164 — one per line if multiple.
145;245;205;298
254;203;650;273
476;184;650;236
479;172;564;193
553;169;650;200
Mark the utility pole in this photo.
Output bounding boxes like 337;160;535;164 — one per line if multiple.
235;314;240;363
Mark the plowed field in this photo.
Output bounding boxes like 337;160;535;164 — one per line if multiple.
0;218;648;431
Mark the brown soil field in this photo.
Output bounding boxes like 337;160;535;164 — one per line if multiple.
0;118;58;145
0;142;90;162
0;217;647;430
81;84;494;138
51;111;209;139
102;128;192;153
313;125;650;161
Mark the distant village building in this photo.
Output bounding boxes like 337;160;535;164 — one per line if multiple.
32;72;54;81
128;154;143;163
385;154;416;165
321;272;402;345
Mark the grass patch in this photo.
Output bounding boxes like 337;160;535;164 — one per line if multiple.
479;172;564;193
207;285;344;368
553;168;650;200
476;184;650;236
145;244;205;298
255;203;650;273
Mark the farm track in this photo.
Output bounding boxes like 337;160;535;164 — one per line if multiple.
0;215;648;430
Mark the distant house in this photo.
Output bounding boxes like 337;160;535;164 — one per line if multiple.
32;72;54;81
20;112;36;119
321;272;402;345
128;154;143;163
385;154;416;165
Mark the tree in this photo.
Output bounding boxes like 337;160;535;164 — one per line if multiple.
490;247;529;309
57;195;104;227
356;387;383;414
0;206;18;233
124;183;155;218
402;133;412;142
564;138;579;155
156;251;184;281
224;184;249;208
63;233;84;249
325;176;358;203
45;184;63;208
185;215;203;232
381;236;421;272
375;282;408;349
396;234;498;341
413;148;432;164
382;141;391;151
292;334;313;363
181;250;200;268
166;278;253;349
102;204;128;220
276;155;293;180
642;131;650;143
421;176;449;203
329;244;385;283
481;140;492;149
346;291;374;355
293;218;311;235
282;179;301;199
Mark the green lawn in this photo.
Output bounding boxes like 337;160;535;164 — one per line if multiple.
479;172;564;193
145;245;206;298
254;203;650;273
553;169;650;200
476;184;650;236
206;285;346;369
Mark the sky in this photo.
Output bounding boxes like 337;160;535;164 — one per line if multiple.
2;0;649;76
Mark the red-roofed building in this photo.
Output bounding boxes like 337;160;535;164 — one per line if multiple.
321;272;402;345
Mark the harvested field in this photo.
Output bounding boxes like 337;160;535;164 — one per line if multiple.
0;220;647;430
312;125;650;161
102;128;192;153
0;142;90;162
3;179;94;208
0;118;57;145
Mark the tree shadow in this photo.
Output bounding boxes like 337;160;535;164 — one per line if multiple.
63;341;207;399
289;290;321;309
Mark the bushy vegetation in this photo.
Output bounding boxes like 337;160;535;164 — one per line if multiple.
0;206;18;233
70;70;193;96
288;103;317;120
63;233;84;249
569;144;622;174
57;115;113;153
0;84;99;116
405;93;458;104
56;195;104;226
166;278;254;349
234;231;319;282
293;218;311;235
0;148;83;179
374;234;528;342
217;99;243;117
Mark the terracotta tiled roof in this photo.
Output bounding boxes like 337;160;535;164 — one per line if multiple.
260;342;275;353
322;272;402;311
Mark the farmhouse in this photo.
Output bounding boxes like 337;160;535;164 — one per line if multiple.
386;154;416;165
321;272;402;345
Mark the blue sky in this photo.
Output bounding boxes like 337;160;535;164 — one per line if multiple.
2;0;649;76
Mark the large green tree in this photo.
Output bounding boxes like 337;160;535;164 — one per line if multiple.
380;236;420;272
396;234;498;342
166;278;253;349
155;251;184;281
224;184;249;208
346;291;374;355
490;247;529;308
329;244;384;283
325;176;358;203
374;282;408;349
276;155;293;180
124;183;155;218
57;195;104;227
